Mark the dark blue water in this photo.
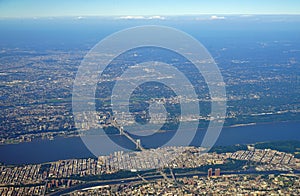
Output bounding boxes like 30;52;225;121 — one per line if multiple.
0;121;299;165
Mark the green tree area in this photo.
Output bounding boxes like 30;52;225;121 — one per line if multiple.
65;169;157;182
172;159;248;174
209;144;248;153
254;140;300;158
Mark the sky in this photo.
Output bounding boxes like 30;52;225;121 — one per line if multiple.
0;0;300;18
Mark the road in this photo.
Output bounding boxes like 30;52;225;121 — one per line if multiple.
46;170;300;196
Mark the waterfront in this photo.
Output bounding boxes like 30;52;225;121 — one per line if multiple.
0;121;299;165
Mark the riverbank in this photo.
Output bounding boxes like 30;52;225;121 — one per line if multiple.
0;121;299;165
1;120;299;146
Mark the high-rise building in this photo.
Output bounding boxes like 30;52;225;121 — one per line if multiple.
215;168;221;177
207;168;213;177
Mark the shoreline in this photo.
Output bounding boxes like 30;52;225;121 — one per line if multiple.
1;120;300;165
1;120;300;146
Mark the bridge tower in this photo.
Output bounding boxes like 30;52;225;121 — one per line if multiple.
120;126;124;135
136;139;142;150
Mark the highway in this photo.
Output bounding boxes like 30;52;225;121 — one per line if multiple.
46;170;300;196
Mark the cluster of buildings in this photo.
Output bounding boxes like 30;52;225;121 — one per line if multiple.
0;159;98;194
169;148;226;168
1;145;300;195
228;148;300;171
207;168;221;177
0;50;81;144
47;179;81;191
97;146;199;173
0;159;99;187
69;173;300;195
48;158;99;178
0;165;46;185
0;185;45;196
98;145;300;174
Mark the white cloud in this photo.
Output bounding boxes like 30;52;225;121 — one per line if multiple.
240;14;254;17
148;15;165;20
118;15;165;20
118;16;146;20
75;16;85;20
210;15;226;20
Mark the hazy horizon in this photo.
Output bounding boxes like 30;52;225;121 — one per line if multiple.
1;0;300;18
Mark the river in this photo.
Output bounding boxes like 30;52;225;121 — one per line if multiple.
0;121;299;165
